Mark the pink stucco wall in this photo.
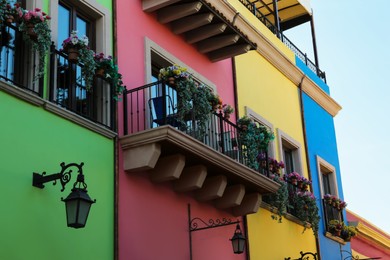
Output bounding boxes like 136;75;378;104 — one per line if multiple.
116;1;236;135
116;1;242;259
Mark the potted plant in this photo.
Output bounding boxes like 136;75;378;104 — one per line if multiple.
341;225;357;241
158;64;189;86
292;190;320;235
257;154;285;177
237;116;274;170
62;31;96;90
222;104;234;119
323;194;347;211
2;2;22;25
18;7;51;79
94;52;125;99
328;220;344;237
263;175;289;223
283;172;301;186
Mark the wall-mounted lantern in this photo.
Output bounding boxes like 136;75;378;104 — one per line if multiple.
32;162;96;228
188;204;246;259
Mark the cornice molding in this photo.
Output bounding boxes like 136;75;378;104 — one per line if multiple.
0;82;116;139
356;222;390;250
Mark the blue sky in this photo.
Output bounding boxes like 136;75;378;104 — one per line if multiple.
285;0;390;234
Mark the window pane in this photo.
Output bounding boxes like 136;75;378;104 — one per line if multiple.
76;17;88;37
322;173;332;195
58;4;70;48
284;148;294;174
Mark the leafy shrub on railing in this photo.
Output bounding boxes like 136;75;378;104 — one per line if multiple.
237;116;274;170
264;171;320;235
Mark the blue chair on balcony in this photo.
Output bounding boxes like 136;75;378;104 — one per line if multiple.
148;95;180;128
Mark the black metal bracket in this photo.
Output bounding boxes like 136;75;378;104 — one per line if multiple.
341;250;381;260
188;204;241;260
285;251;318;260
32;162;85;192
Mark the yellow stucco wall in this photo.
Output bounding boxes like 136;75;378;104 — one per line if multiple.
235;47;317;259
247;209;317;259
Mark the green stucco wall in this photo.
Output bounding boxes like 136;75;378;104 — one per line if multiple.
0;91;114;260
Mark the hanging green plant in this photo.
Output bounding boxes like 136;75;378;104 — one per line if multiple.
18;7;51;79
237;116;274;170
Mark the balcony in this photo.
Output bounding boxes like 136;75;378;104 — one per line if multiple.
322;199;347;243
120;81;280;215
0;24;115;132
238;0;327;82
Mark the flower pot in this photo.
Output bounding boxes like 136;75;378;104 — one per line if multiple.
224;114;230;120
334;230;341;237
167;77;175;86
67;48;79;63
95;68;105;78
5;15;14;25
26;23;38;41
291;178;297;186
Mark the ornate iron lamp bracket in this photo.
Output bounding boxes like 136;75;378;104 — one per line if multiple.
285;251;318;260
32;162;86;192
341;250;381;260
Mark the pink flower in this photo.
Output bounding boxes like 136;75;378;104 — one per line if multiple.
46;15;51;20
35;8;41;12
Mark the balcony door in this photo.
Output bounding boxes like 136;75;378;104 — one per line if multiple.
55;1;97;119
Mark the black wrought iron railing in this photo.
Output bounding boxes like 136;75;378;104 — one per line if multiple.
322;199;344;234
122;81;272;169
0;23;43;95
48;44;116;130
0;22;115;130
238;0;327;83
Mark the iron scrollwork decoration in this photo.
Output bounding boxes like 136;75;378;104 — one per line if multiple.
32;162;86;192
285;251;318;260
190;217;240;232
341;250;382;260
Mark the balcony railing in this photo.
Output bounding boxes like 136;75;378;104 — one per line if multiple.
48;44;115;130
123;81;270;172
0;24;115;130
238;0;327;83
0;24;43;95
323;199;344;234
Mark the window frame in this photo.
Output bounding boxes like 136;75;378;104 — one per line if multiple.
277;129;303;175
245;106;276;158
316;156;339;198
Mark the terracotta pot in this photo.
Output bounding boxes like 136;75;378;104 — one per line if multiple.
67;48;79;63
26;23;38;41
224;114;230;120
291;178;297;186
95;68;105;78
5;16;14;25
167;77;175;86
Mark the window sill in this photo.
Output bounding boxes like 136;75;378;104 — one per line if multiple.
0;81;117;139
324;231;346;245
260;202;311;229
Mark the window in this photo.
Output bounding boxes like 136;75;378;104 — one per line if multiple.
145;39;231;152
277;129;302;175
317;156;344;236
245;106;275;157
0;0;42;94
48;0;113;128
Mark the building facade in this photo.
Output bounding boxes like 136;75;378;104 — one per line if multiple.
0;0;115;259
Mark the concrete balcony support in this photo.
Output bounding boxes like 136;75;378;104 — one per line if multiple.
174;165;207;192
196;175;227;201
150;154;186;182
172;13;214;34
232;193;262;216
122;143;161;172
185;23;227;44
157;2;202;24
215;184;245;209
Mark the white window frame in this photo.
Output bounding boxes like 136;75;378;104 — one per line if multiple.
277;129;303;175
245;106;276;158
316;155;339;198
